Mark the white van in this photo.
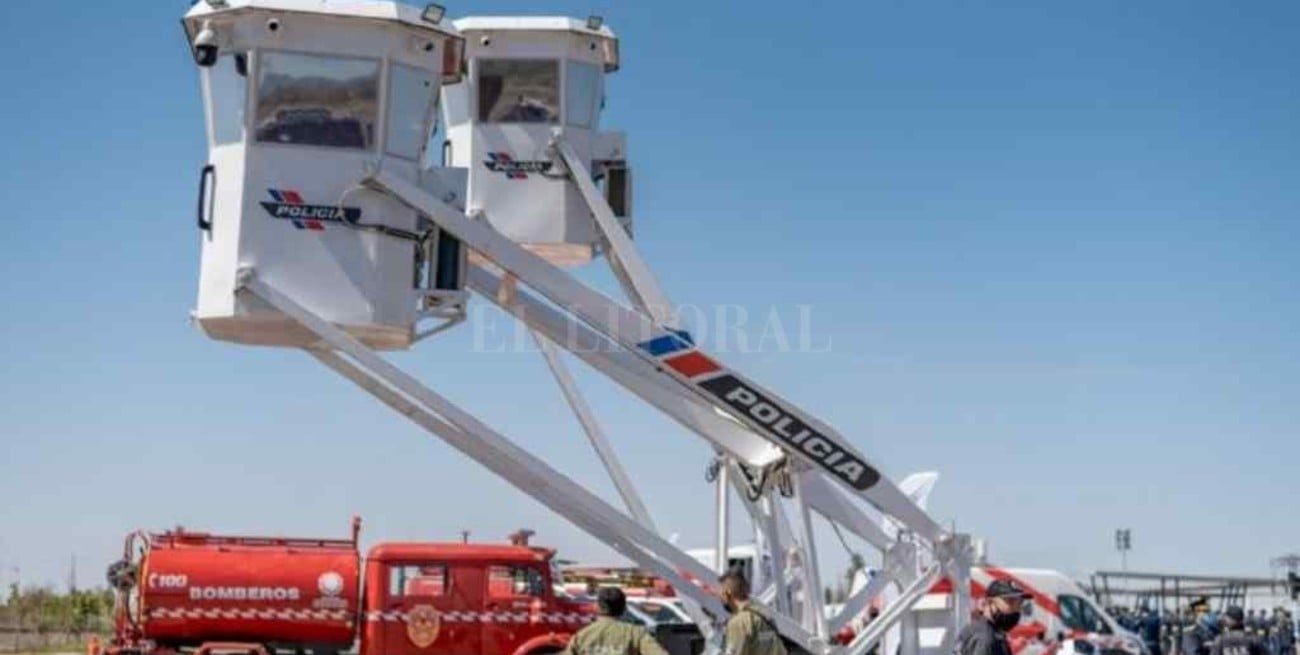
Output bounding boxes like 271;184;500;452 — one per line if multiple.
908;567;1146;655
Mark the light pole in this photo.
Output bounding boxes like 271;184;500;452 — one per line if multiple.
1115;529;1132;572
10;566;20;653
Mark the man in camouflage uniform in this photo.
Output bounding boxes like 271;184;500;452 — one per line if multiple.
719;569;788;655
565;587;669;655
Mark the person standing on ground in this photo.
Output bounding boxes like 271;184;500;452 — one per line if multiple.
1273;608;1295;655
1140;605;1165;655
1212;607;1268;655
718;569;787;655
955;580;1032;655
1183;610;1221;655
564;587;669;655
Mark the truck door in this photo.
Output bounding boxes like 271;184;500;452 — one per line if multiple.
379;562;484;655
482;564;549;655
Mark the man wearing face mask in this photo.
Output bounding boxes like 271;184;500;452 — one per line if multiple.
719;569;788;655
955;579;1031;655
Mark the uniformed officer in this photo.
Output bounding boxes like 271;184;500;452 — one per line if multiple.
1211;607;1268;655
718;569;788;655
1183;608;1220;655
1139;605;1165;655
1273;608;1295;655
954;579;1032;655
565;587;669;655
1274;608;1294;655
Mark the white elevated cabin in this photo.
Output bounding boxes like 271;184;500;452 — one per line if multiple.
184;0;466;350
442;16;629;267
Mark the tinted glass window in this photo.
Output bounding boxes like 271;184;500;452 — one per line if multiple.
256;51;379;149
389;564;448;597
477;59;559;123
208;54;247;145
387;63;438;160
566;61;601;128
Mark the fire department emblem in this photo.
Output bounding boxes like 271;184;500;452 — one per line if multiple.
406;604;441;648
318;572;344;597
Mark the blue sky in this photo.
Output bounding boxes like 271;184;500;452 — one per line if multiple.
1;0;1298;593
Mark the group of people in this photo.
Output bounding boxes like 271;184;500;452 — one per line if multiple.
1179;606;1296;655
956;582;1297;655
1107;604;1297;655
565;570;1296;655
564;570;787;655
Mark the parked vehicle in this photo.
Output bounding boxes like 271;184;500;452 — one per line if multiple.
104;520;595;655
622;598;703;655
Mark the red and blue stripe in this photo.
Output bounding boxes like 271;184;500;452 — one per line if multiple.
637;331;723;380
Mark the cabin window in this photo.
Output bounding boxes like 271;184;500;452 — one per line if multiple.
207;54;247;145
487;565;545;597
565;61;601;128
477;59;559;124
255;51;380;150
1058;594;1110;634
389;564;448;597
387;63;439;160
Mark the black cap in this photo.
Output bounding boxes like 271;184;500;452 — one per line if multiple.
986;580;1032;600
596;587;627;616
1225;606;1245;623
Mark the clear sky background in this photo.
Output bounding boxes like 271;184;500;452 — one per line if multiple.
1;0;1297;593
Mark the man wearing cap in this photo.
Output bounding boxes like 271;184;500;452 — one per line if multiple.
719;569;788;655
955;580;1031;655
1211;606;1268;655
565;587;669;655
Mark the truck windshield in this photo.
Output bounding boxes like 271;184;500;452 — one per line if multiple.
1059;594;1111;634
256;51;380;150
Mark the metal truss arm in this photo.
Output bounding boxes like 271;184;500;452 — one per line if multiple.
467;264;782;467
552;134;675;328
799;475;894;551
531;330;655;528
367;169;942;544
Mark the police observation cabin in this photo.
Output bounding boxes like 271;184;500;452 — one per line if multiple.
183;0;466;350
442;17;629;267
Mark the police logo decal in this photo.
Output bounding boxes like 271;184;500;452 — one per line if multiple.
406;604;442;648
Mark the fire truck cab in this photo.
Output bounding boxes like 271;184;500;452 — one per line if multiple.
362;543;594;655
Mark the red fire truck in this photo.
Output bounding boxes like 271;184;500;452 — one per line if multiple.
105;519;596;655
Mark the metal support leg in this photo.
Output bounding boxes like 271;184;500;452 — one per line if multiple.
552;135;675;328
794;472;828;640
844;565;943;655
532;330;655;528
715;459;731;574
